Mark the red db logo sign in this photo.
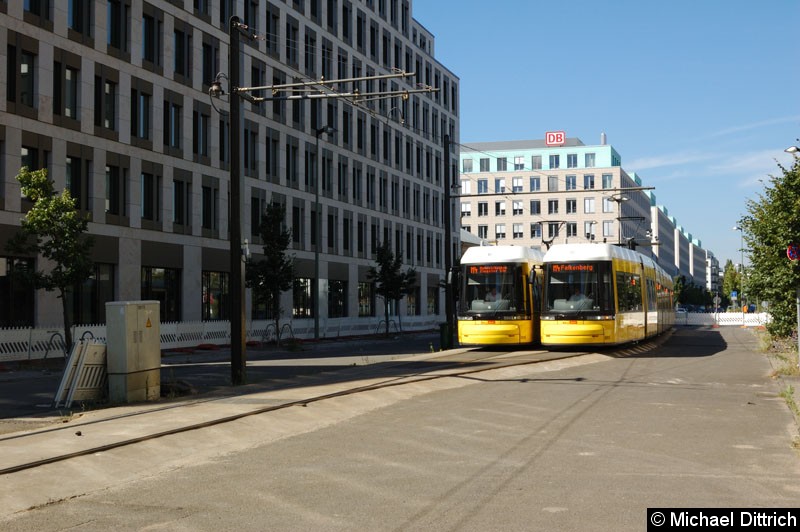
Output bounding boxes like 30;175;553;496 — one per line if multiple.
545;131;565;146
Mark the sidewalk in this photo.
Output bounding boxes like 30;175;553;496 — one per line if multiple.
0;330;443;432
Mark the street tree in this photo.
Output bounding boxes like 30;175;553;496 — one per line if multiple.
245;202;294;345
367;241;417;337
740;152;800;337
721;259;741;309
5;167;94;351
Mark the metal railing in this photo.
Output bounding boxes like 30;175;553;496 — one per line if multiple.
0;317;441;363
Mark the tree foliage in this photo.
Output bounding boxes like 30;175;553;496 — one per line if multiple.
367;241;417;337
245;202;294;344
720;259;741;308
741;153;800;337
673;275;712;308
5;167;94;350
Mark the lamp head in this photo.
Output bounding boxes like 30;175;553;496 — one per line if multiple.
785;146;799;154
209;80;224;97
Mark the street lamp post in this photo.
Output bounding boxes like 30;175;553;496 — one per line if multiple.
314;125;336;341
228;16;246;385
734;224;745;324
609;194;629;244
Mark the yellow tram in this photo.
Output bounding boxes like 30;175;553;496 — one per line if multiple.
540;243;674;347
457;245;544;346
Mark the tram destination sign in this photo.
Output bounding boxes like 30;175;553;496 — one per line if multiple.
470;265;509;274
551;263;595;273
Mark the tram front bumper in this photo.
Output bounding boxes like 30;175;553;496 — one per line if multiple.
541;321;609;346
460;322;530;345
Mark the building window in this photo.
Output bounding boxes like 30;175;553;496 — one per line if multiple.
547;175;558;191
358;281;375;317
94;76;117;131
202;182;219;231
68;0;93;38
530;222;541;238
0;257;36;327
173;26;192;82
494;201;505;216
293;278;313;318
512;200;523;216
462;159;473;172
143;267;181;322
461;203;472;217
603;197;614;213
565;174;576;190
142;6;163;69
512;223;523;239
603;220;614;237
328;280;347;318
530;199;541;215
477;225;488;239
193;109;210;159
496;157;507;171
567;153;577;168
173;177;191;227
286;17;299;66
602;173;613;189
131;87;152;140
585;221;596;241
200;271;227;320
494;178;505;193
477;202;488;217
479;158;490;171
566;198;577;214
584;197;596;214
548;222;561;239
584;174;595;190
53;62;79;120
512;177;523;193
549;154;559;169
107;0;131;56
70;263;115;325
530;176;540;191
548;199;558;214
427;286;439;316
514;156;524;170
477;179;488;194
163;99;182;150
141;172;161;221
495;224;506;240
566;222;577;238
531;155;542;170
585;153;596;167
66;154;91;212
7;46;37;109
105;163;128;217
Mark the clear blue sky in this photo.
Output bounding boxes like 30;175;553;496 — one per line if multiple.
413;0;799;269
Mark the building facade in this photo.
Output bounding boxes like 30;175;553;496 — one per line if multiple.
0;0;460;335
458;134;710;283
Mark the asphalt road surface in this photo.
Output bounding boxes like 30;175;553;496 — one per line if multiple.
2;326;798;531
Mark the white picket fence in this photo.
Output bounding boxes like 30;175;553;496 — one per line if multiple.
0;317;442;363
675;312;771;328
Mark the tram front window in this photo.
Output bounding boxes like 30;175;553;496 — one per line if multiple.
544;262;612;315
460;263;526;316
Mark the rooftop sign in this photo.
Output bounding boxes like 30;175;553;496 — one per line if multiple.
545;131;566;146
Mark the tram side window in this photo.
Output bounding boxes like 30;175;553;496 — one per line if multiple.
646;278;657;311
616;272;642;312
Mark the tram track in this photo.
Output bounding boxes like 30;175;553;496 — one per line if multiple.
0;347;597;476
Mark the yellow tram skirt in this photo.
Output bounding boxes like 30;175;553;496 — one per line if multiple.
459;321;533;346
541;320;612;346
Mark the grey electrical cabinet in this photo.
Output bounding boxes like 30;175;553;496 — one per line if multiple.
105;300;161;403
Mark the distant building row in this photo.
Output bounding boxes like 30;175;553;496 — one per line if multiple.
457;134;721;292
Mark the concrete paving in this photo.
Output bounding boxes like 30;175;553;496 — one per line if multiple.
1;325;798;530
